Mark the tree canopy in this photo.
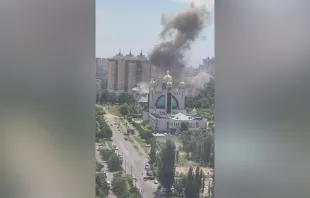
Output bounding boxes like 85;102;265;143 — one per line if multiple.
111;173;142;198
107;153;122;172
99;90;135;105
180;129;214;167
174;166;206;198
96;106;113;139
158;139;176;193
96;173;110;197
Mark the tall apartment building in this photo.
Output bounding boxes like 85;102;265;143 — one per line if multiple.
202;57;215;76
107;50;152;93
96;58;108;78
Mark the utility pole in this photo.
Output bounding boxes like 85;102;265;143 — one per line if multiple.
131;165;132;175
124;160;126;173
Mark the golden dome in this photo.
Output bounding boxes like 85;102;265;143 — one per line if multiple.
166;81;172;87
179;81;185;87
162;70;173;82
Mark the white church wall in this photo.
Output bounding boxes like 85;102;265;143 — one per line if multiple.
157;119;168;132
142;111;149;122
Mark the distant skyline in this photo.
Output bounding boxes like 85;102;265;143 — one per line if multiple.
96;0;214;67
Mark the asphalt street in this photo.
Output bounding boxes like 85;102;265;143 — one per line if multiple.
105;113;165;198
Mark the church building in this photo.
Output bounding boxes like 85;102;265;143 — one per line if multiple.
142;70;207;133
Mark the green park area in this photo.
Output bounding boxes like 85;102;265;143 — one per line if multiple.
105;105;121;117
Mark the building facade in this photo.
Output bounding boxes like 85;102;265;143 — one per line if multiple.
96;58;108;78
143;70;207;133
201;57;215;76
107;50;152;93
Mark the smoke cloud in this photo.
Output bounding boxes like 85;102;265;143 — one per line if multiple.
148;3;211;79
185;71;212;95
133;82;149;93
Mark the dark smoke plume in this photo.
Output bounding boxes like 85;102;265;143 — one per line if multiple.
148;4;210;79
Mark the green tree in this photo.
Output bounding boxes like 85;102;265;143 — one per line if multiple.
127;116;133;123
111;173;129;197
148;140;157;165
109;92;118;105
96;106;113;140
173;178;185;197
100;90;109;104
96;161;104;172
158;139;176;193
96;121;100;133
183;166;205;198
176;150;180;162
119;104;130;116
181;122;190;132
108;154;122;172
118;92;135;104
104;128;113;139
100;149;114;161
96;173;110;197
180;129;213;166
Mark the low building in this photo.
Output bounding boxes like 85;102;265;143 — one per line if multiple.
143;70;207;133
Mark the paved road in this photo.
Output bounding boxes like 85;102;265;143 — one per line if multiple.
105;113;165;198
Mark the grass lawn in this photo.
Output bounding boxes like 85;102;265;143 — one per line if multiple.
106;106;122;117
156;136;182;148
155;136;200;167
133;135;148;153
175;151;199;167
196;108;212;119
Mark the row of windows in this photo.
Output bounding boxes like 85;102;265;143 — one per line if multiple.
170;122;199;128
171;122;181;127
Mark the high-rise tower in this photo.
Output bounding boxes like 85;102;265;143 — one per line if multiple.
107;50;152;92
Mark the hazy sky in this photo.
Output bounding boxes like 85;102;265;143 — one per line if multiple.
96;0;214;67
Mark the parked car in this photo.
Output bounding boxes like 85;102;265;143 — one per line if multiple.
143;176;155;181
